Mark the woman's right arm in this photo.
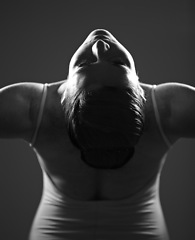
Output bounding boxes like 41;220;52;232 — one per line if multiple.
0;82;43;142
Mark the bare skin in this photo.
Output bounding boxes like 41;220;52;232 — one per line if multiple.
0;29;195;201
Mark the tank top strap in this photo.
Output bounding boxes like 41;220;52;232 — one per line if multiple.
29;83;48;148
151;85;171;148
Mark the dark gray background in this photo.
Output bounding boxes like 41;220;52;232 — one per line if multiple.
0;1;194;239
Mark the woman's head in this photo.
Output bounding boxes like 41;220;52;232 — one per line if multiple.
68;29;138;85
62;29;145;169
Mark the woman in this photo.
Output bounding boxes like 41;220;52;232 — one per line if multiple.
1;29;195;240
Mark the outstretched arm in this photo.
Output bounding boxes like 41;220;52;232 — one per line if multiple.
0;82;42;142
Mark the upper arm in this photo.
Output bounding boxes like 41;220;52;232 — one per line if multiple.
0;82;43;141
157;83;195;141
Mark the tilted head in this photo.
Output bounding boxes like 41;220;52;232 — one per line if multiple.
62;29;145;169
68;29;138;88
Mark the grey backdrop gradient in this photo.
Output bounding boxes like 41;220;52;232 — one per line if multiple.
0;1;194;240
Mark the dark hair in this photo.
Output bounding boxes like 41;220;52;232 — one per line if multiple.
62;82;145;169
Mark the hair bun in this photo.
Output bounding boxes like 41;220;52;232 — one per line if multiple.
80;147;135;169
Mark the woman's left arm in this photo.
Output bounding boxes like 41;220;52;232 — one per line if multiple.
158;82;195;140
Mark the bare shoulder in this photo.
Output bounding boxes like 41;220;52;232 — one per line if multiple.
149;82;195;140
140;82;195;144
153;82;195;117
141;82;195;108
141;82;195;97
0;82;46;141
0;82;45;101
153;82;195;96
